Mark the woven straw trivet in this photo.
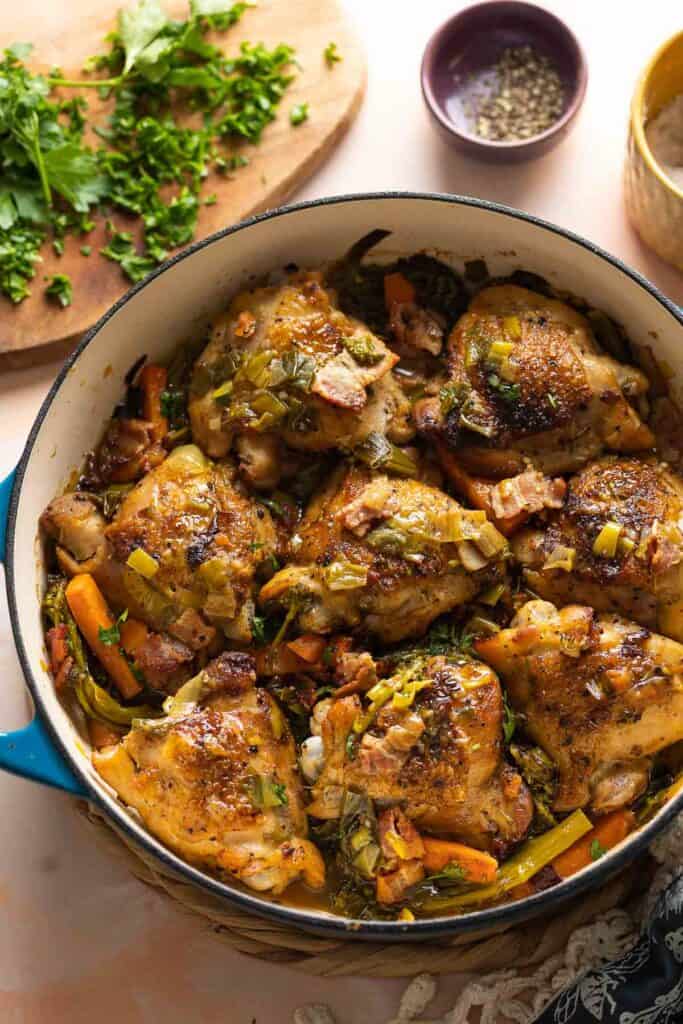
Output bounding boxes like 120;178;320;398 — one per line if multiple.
74;800;642;978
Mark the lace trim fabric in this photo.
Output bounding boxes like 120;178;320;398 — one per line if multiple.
294;812;683;1024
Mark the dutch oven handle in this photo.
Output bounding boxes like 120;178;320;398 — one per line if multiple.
0;468;87;796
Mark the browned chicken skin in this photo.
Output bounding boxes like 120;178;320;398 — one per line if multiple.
41;444;277;646
189;273;413;482
259;465;508;643
513;457;683;641
94;652;324;895
304;652;533;855
415;285;654;477
476;600;683;815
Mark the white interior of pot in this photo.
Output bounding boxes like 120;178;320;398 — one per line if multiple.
10;195;683;922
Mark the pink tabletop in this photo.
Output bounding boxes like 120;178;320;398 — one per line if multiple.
1;2;682;1021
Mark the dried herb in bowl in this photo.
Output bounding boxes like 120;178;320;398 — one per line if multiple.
468;45;565;142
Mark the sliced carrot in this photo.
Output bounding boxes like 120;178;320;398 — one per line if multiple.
119;617;149;656
65;574;142;700
422;837;498;884
436;442;528;537
140;364;168;440
88;718;121;750
287;634;326;664
383;272;416;308
552;810;635;879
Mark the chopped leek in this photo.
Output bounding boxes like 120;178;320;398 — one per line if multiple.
212;380;234;405
593;521;622;558
618;535;636;556
163;444;208;475
353;841;380;878
325;559;368;591
480;583;505;606
75;674;159;728
503;315;522;339
391;679;430;708
350;826;373;852
487;339;514;363
198;558;230;591
543;545;576;572
126;547;159;579
475;521;507;558
354;432;418;478
234;349;275;388
366;680;394;705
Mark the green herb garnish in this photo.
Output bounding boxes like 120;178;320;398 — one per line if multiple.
324;42;341;67
45;273;73;307
590;838;607;861
290;102;309;126
98;608;129;645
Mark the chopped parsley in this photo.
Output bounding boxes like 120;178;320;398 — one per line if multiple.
547;391;558;409
0;1;299;304
324;42;342;67
80;244;92;256
590;838;607;861
45;273;73;307
98;608;128;646
290;102;309;126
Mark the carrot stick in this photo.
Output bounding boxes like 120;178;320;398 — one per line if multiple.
287;634;326;664
65;574;142;700
119;617;149;656
140;364;168;440
422;837;498;884
88;718;121;750
552;810;635;879
384;272;416;308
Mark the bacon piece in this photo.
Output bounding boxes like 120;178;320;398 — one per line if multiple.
490;470;566;520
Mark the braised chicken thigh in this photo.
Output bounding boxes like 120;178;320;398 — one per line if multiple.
260;465;508;643
95;652;324;895
304;651;532;854
415;285;653;478
477;600;683;815
189;273;412;481
42;444;277;647
513;457;683;640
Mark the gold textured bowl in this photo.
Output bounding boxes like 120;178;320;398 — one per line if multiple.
624;30;683;271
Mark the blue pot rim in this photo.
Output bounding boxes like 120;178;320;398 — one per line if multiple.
5;190;683;941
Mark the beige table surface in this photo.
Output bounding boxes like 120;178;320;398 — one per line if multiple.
1;1;682;1021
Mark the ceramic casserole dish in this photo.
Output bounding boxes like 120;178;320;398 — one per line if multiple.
1;192;683;941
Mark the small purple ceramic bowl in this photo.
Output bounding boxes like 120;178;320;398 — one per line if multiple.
421;1;588;163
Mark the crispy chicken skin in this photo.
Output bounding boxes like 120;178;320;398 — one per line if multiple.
189;273;413;467
415;285;654;477
42;444;277;644
305;653;533;854
476;600;683;815
94;652;325;896
513;457;683;640
259;465;508;643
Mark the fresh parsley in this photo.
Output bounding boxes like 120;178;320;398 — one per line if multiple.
324;42;341;67
45;273;73;307
590;838;607;861
290;102;309;126
98;608;129;646
0;1;300;303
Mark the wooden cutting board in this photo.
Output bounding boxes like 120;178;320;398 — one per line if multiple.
0;0;365;354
